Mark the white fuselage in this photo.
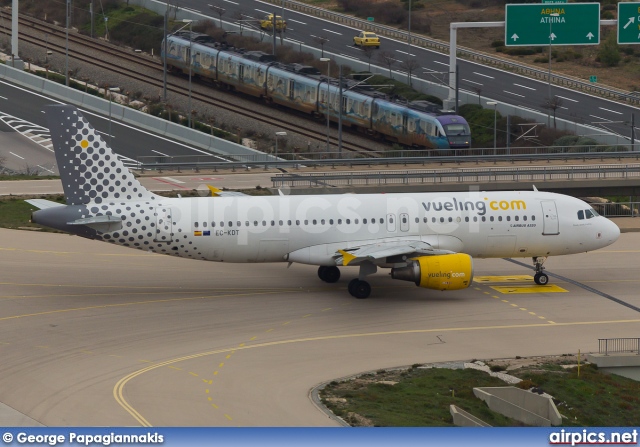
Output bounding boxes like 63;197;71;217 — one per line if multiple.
103;190;618;266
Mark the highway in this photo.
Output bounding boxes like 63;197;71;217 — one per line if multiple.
176;0;640;140
1;228;639;426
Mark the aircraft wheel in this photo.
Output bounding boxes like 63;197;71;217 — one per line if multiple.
352;280;371;299
348;278;360;296
534;272;549;285
323;266;341;283
318;266;328;282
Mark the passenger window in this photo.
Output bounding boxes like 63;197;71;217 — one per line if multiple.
245;221;249;226
432;217;437;223
506;216;510;222
262;221;267;226
415;218;419;223
498;216;502;222
490;216;494;222
448;217;453;222
279;220;283;226
389;217;394;223
346;219;351;224
355;219;359;224
271;221;275;226
402;217;407;224
212;222;216;227
229;221;233;227
203;222;207;227
473;216;477;222
194;222;199;228
321;219;326;225
440;217;445;223
288;220;292;225
523;215;527;221
482;216;486;222
338;219;342;224
329;219;334;225
220;222;224;227
465;217;469;222
532;216;536;221
363;219;368;224
254;221;258;226
313;219;317;225
423;217;427;223
515;216;519;221
304;220;308;225
296;220;300;225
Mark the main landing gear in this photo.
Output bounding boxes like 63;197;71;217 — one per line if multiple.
318;263;376;299
533;256;549;285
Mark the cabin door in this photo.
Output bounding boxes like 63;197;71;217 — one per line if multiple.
154;207;173;243
541;200;560;235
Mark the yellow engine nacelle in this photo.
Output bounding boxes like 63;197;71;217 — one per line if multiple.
391;254;474;291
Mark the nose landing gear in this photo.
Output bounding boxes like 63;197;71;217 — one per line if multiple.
533;256;549;285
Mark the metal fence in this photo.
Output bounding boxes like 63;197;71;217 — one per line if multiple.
598;338;640;355
271;164;640;188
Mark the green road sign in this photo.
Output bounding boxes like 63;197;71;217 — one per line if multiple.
590;75;597;83
618;2;640;44
367;17;374;22
543;0;566;3
505;3;600;47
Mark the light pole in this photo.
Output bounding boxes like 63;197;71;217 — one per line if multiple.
275;131;287;164
320;57;331;153
548;12;559;128
407;0;411;85
163;2;168;101
183;19;193;128
65;0;70;86
487;101;497;153
107;86;120;146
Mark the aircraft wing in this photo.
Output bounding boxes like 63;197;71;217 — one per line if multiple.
334;240;454;266
25;199;65;209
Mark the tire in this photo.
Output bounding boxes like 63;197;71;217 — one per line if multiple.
324;266;341;283
534;272;549;285
353;281;371;299
318;266;328;282
348;278;360;296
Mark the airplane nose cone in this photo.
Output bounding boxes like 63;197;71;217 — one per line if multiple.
606;219;620;244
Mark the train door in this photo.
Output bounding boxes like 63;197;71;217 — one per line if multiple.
239;64;245;83
289;79;295;100
185;46;191;72
386;213;396;233
402;114;408;135
342;95;347;114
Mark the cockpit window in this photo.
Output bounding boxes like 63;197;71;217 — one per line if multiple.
578;208;600;220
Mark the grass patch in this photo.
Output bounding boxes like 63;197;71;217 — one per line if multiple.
321;360;640;427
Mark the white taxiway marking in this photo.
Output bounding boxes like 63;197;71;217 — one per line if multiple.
463;79;483;86
556;95;578;102
504;91;525;98
395;50;416;57
151;150;169;157
0;96;7;100
37;165;55;174
339;53;360;61
288;19;306;25
255;9;269;14
590;115;613;122
9;152;24;159
162;177;185;184
433;61;448;66
513;83;536;91
222;0;238;4
473;72;494;79
599;107;623;115
182;7;201;13
323;29;342;35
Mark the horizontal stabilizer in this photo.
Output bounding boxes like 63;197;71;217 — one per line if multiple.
25;199;65;210
67;215;123;232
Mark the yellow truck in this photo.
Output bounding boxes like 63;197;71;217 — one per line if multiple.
260;14;286;32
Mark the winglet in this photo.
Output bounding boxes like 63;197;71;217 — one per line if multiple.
208;185;223;197
338;249;357;266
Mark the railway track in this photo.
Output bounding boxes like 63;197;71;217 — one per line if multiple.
0;11;379;156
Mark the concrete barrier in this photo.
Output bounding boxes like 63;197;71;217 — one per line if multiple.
473;386;562;427
450;405;492;427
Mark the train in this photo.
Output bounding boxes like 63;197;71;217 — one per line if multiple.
161;31;471;150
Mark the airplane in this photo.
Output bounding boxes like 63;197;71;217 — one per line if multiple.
27;105;620;299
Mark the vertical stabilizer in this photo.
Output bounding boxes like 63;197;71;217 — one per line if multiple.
45;105;157;205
